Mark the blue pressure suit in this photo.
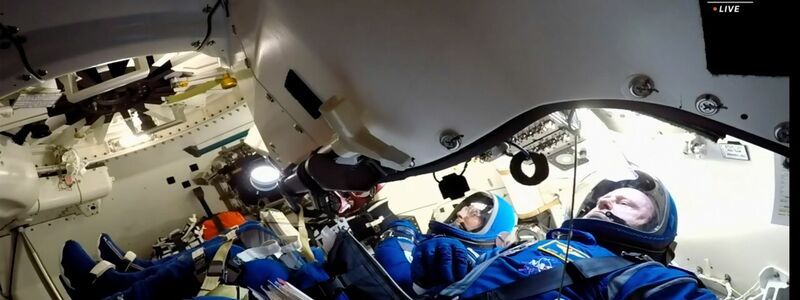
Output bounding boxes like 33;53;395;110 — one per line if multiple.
60;220;337;300
375;172;717;299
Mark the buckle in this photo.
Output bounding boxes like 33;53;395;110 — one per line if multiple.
207;260;225;277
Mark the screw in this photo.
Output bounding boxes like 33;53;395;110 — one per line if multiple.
20;74;31;81
292;124;304;134
206;40;215;46
696;266;704;274
409;158;416;168
36;69;47;76
774;122;789;143
439;131;464;151
6;26;19;34
267;93;276;102
628;75;659;98
191;41;201;47
695;94;725;116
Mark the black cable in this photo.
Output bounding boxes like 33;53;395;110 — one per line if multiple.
505;140;531;159
196;0;223;51
432;160;469;182
556;109;579;298
222;0;230;17
0;23;42;80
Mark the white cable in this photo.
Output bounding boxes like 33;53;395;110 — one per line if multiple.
745;291;763;300
698;273;747;300
734;280;761;300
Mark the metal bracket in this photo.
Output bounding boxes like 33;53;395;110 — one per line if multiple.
62;56;151;104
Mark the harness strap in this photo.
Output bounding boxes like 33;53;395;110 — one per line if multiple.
484;256;635;300
198;240;234;296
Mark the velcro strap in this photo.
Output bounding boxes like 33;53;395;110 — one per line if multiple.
89;260;115;284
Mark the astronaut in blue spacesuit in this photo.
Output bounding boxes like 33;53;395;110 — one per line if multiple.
375;168;717;299
60;220;335;300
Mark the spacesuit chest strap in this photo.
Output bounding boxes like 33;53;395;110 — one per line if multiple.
480;256;635;300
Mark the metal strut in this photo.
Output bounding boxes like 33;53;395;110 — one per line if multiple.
17;227;64;300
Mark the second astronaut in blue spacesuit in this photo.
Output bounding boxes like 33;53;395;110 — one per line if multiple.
374;168;717;299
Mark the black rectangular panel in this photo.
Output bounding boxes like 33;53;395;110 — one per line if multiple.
284;69;323;119
698;0;790;76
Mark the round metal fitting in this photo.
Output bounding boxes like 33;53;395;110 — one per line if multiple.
439;131;463;151
220;73;237;89
774;122;789;143
695;94;725;116
628;75;658;98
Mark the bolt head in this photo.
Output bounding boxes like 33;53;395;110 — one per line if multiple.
774;122;790;143
629;75;656;98
695;94;722;116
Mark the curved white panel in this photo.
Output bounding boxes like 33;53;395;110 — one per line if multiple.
232;0;788;167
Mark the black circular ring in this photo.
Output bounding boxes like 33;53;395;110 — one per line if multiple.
509;151;549;186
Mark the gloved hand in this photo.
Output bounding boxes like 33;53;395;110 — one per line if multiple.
411;236;470;290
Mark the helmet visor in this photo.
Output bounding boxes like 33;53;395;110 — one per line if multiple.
443;192;496;233
569;168;669;234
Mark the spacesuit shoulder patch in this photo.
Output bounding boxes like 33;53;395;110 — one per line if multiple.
537;240;591;263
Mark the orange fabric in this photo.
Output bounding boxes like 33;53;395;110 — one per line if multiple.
201;211;246;240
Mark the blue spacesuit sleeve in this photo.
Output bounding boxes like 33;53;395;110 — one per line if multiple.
374;220;420;295
374;237;415;294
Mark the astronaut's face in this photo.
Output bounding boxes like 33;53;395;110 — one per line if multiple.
584;187;655;230
453;205;485;232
